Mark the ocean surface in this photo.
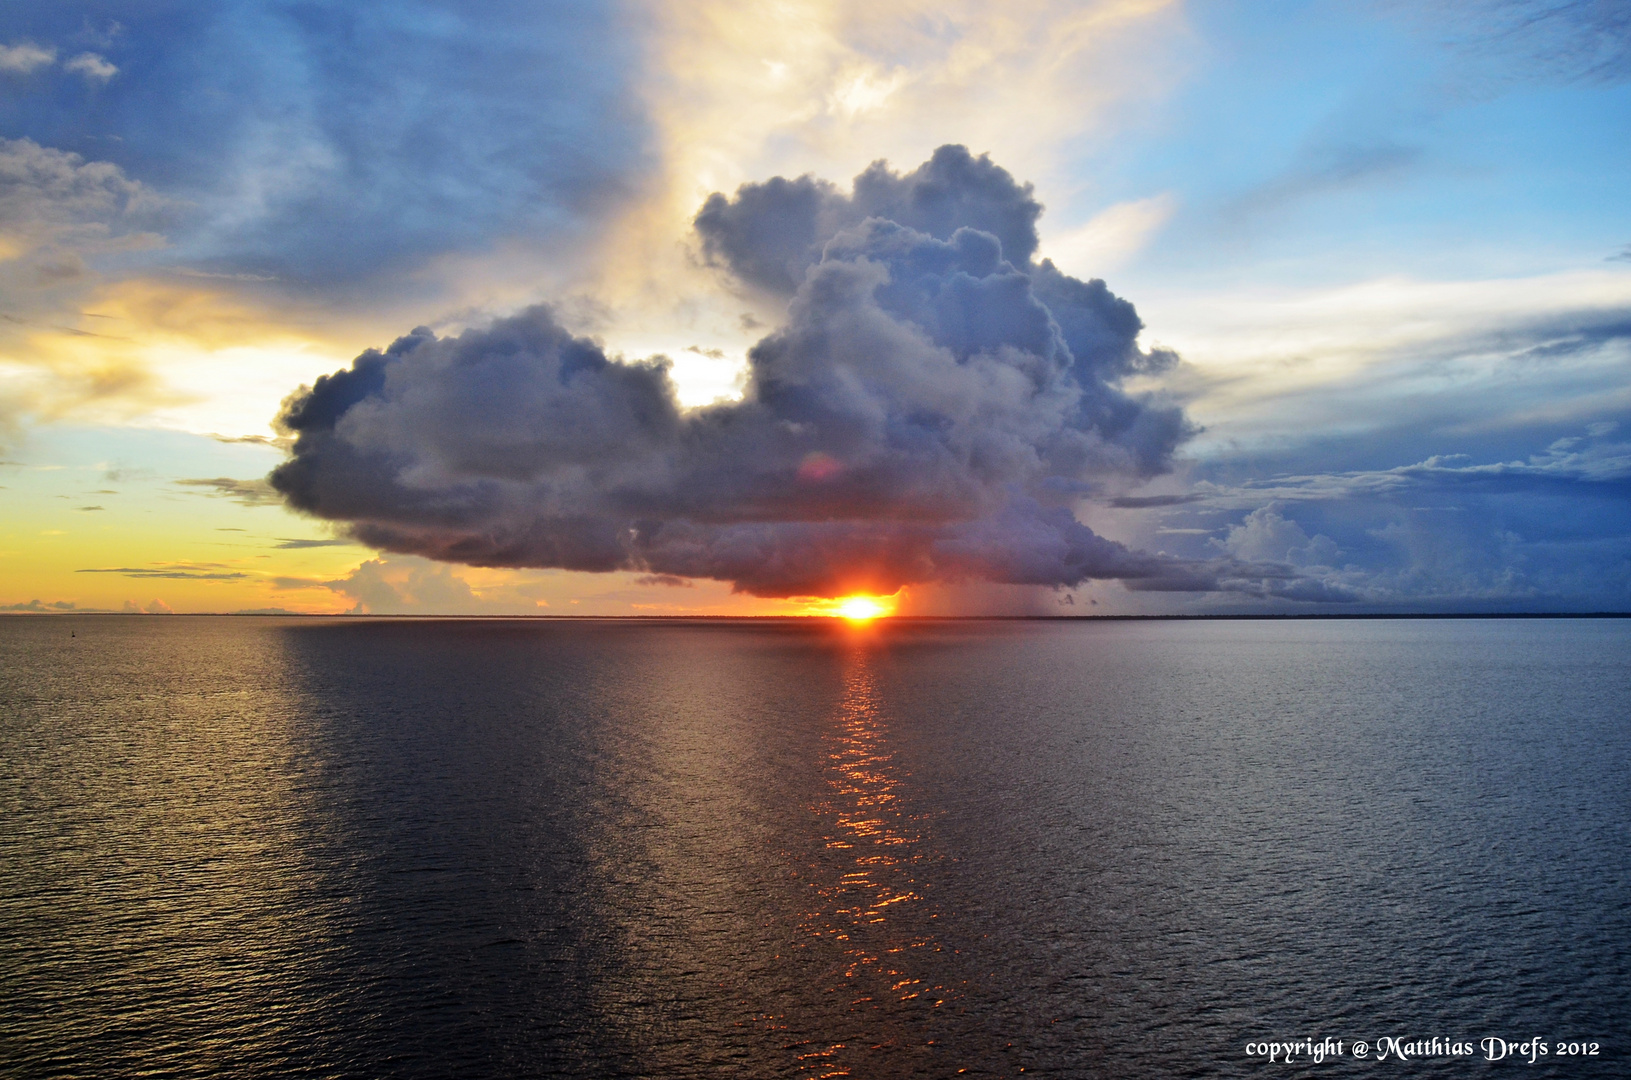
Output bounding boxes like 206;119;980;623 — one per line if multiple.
1;615;1627;1078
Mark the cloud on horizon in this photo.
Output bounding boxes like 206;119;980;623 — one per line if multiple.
2;597;77;611
1094;421;1631;610
274;553;555;615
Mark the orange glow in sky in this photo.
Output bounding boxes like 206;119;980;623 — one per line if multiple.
835;595;890;621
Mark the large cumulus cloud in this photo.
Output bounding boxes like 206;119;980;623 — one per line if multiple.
272;147;1326;599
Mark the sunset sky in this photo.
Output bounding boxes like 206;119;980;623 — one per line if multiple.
2;1;1628;615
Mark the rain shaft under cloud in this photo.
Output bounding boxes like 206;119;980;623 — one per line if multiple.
272;147;1328;600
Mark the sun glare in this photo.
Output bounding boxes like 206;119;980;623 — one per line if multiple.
836;596;888;621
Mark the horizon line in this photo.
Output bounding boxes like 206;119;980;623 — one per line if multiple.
5;611;1630;621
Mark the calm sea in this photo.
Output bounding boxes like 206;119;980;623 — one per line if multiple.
2;616;1627;1078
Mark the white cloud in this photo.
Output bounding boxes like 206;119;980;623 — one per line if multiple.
65;53;118;82
0;137;162;256
1215;505;1339;567
0;42;55;74
315;554;553;615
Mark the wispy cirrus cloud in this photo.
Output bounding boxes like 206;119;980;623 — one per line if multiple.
1401;0;1631;84
272;537;354;549
172;476;280;505
1222;141;1423;225
1140;267;1631;461
1222;432;1631;505
78;563;248;580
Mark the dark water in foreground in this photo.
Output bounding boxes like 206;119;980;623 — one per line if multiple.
1;616;1627;1078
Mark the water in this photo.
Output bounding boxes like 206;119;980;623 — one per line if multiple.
2;616;1627;1078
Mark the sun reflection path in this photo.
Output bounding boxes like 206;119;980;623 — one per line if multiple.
784;642;961;1077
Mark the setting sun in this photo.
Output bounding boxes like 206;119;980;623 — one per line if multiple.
835;596;889;621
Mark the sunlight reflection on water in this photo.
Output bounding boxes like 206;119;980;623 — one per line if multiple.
788;641;955;1077
3;615;1628;1078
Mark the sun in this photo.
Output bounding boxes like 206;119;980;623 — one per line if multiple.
835;596;889;621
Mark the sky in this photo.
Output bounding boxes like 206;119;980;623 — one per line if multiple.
1;0;1628;616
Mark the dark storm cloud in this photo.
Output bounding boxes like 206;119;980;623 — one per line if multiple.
695;145;1046;296
695;145;1178;380
0;2;646;288
271;148;1324;600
